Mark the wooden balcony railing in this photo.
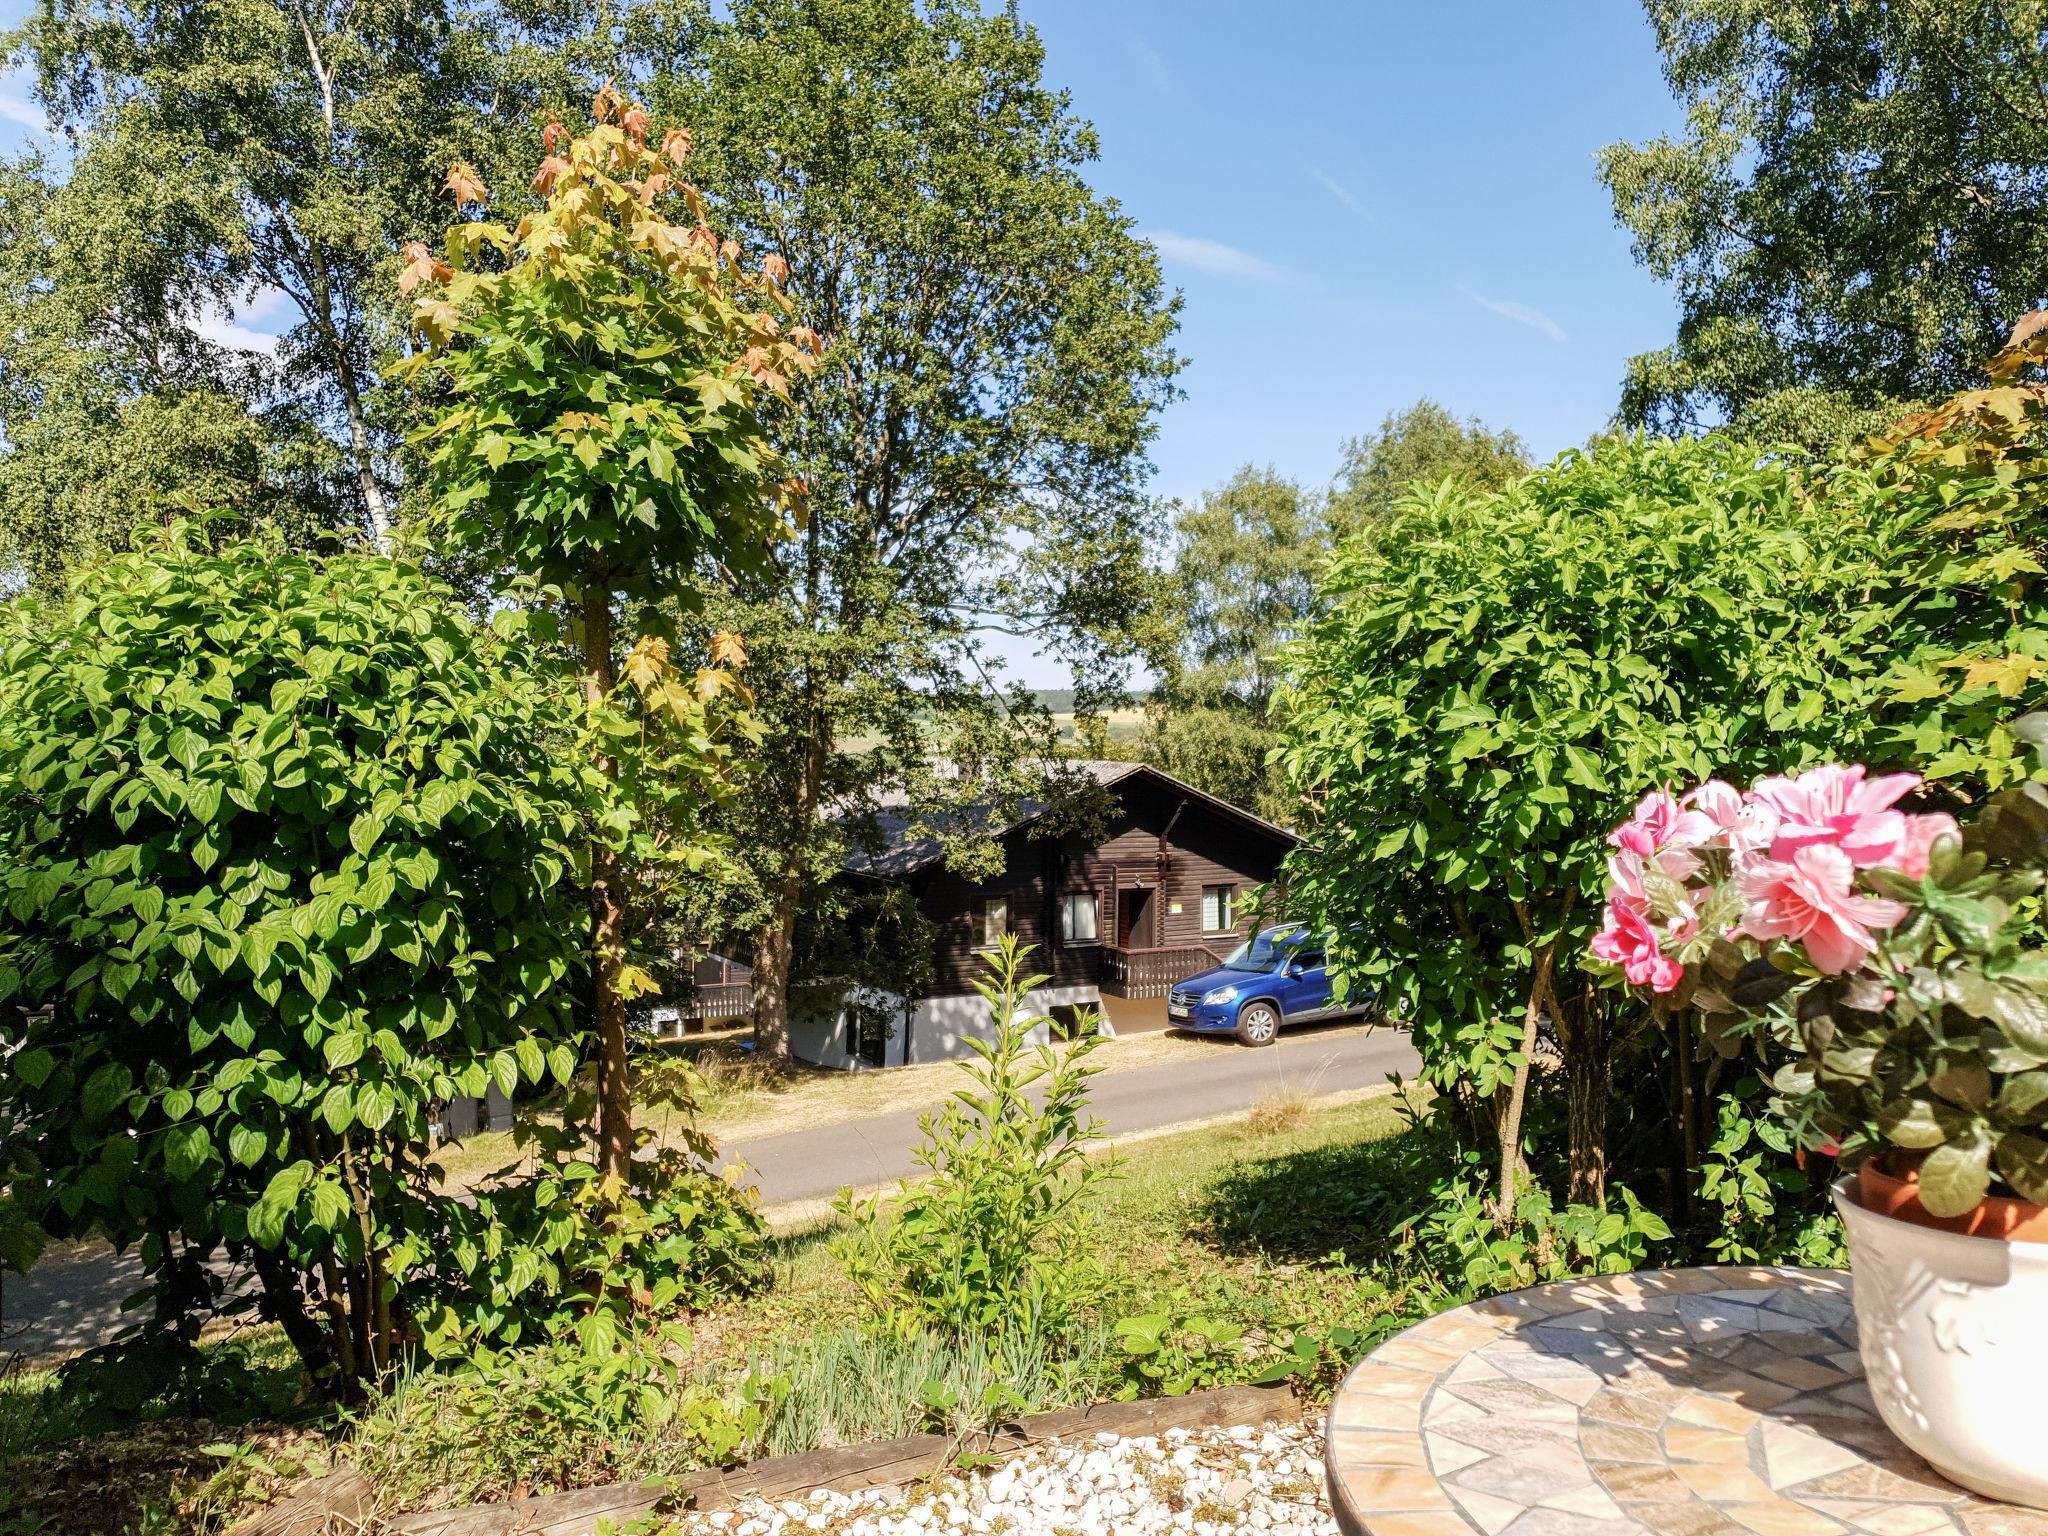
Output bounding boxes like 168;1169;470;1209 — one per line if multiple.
1098;943;1232;999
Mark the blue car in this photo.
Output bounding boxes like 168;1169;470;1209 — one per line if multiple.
1165;922;1375;1046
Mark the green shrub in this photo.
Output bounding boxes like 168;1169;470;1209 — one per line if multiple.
0;527;601;1395
1111;1307;1254;1399
1409;1168;1672;1295
832;938;1114;1357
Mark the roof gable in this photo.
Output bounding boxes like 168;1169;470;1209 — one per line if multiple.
840;760;1298;879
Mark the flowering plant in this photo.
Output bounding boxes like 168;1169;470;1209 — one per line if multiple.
1592;738;2048;1218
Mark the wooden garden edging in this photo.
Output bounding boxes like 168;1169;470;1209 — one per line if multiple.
230;1382;1298;1536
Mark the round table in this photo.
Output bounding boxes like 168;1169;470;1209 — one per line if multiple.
1323;1265;2048;1536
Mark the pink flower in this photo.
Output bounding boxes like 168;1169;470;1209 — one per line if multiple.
1591;900;1685;993
1748;764;1923;869
1737;843;1909;974
1887;813;1960;880
1606;850;1650;911
1682;778;1744;833
1609;788;1719;858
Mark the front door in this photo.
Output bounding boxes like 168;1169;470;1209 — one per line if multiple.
1117;885;1153;948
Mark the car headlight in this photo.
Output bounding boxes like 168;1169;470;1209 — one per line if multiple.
1201;985;1239;1005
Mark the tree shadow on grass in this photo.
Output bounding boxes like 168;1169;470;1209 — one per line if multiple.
1193;1111;1459;1268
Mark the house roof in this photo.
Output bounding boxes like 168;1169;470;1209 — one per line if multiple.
839;759;1299;880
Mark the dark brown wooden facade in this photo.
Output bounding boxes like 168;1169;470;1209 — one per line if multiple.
888;763;1299;1003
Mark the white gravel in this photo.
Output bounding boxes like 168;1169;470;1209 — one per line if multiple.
670;1422;1338;1536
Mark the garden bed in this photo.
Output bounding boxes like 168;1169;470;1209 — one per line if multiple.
237;1383;1299;1535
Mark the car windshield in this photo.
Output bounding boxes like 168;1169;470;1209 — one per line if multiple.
1222;926;1308;972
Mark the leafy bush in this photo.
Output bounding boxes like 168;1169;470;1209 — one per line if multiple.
1278;434;1891;1214
833;938;1113;1356
424;1152;768;1356
1279;348;2048;1264
0;528;597;1395
1410;1170;1672;1295
1111;1307;1254;1399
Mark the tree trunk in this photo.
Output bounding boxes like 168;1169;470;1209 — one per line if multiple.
751;904;797;1060
752;684;827;1061
580;587;634;1186
335;359;391;551
1561;990;1611;1209
1672;1001;1699;1226
1494;941;1556;1218
248;1245;340;1393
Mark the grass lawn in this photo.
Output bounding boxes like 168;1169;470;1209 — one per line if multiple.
0;1089;1450;1534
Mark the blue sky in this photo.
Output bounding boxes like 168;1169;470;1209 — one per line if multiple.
0;1;1687;685
1024;1;1686;504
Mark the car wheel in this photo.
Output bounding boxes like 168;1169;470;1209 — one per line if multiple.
1235;1001;1281;1047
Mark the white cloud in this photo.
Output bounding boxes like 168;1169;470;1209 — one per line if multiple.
1125;32;1173;93
1465;289;1567;343
193;296;286;356
1144;229;1293;284
0;79;49;137
1309;167;1367;219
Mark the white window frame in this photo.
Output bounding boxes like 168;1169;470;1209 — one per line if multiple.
976;894;1009;950
1060;890;1100;946
1201;883;1237;933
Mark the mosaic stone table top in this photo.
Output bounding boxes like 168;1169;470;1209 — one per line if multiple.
1323;1265;2048;1536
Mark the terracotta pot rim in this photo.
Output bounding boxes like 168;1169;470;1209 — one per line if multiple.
1850;1159;2048;1245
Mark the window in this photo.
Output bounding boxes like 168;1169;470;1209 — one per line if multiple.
1201;883;1237;933
1060;890;1099;945
975;895;1009;949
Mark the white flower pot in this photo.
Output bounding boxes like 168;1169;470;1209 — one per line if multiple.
1835;1176;2048;1507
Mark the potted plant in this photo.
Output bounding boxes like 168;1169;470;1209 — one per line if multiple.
1593;743;2048;1507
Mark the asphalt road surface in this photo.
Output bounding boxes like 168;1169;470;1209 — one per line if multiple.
1;1018;1420;1360
714;1016;1420;1205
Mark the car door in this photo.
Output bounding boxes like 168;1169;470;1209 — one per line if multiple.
1279;941;1332;1019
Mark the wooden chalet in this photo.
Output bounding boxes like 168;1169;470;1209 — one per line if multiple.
793;761;1300;1068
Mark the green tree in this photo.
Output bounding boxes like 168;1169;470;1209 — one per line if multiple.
1327;398;1529;539
0;159;344;591
1277;437;1891;1212
0;529;597;1394
1142;466;1321;823
400;97;810;1180
651;0;1181;1053
1601;0;2048;441
2;0;635;570
1143;407;1525;823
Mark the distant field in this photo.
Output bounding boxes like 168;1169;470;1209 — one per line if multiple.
1051;707;1146;742
838;703;1149;753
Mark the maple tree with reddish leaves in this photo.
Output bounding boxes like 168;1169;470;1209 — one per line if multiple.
398;89;815;1186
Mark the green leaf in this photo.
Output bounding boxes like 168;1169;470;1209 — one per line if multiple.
163;1123;211;1179
348;812;385;858
227;1123;268;1167
322;1031;365;1071
1995;1133;2048;1204
81;1062;132;1122
1878;1093;1969;1149
14;1048;55;1088
1995;1070;2048;1126
1561;744;1605;791
320;1084;355;1134
1919;1129;1994;1218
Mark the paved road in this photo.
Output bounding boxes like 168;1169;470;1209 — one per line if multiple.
717;1017;1420;1206
0;1020;1418;1359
